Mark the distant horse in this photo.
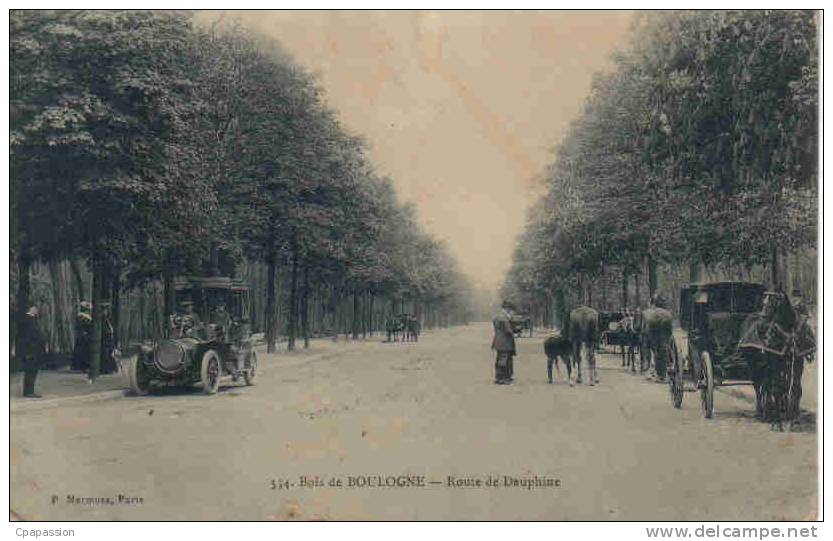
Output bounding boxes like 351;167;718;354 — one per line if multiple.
404;315;421;342
544;332;572;385
385;316;406;342
569;306;600;386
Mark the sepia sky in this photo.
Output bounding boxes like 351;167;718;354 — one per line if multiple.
204;10;635;292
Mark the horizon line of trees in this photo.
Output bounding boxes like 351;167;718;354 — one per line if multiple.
502;10;818;327
11;10;477;375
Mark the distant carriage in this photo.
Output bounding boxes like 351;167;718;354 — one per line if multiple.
386;314;419;342
600;310;640;369
508;313;533;337
668;281;814;427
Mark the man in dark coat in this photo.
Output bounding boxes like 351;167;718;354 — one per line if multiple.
19;306;45;398
491;301;517;384
71;302;92;371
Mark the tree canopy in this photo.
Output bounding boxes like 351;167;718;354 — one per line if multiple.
502;10;818;319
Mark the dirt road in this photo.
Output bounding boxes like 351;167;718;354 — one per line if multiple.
10;323;818;520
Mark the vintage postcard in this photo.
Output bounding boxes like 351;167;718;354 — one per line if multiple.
9;9;820;525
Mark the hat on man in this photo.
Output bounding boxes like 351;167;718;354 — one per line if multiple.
26;306;39;317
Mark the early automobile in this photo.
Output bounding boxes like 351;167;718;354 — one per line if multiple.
125;276;257;395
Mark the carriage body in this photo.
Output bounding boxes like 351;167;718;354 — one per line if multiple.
126;276;257;395
680;281;766;381
669;281;767;416
599;310;628;347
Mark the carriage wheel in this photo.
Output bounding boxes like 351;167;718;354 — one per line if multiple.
700;351;714;419
243;350;257;386
668;340;683;409
201;350;222;395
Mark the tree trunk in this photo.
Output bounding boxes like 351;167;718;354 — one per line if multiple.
287;243;299;351
351;290;360;340
634;273;641;308
47;259;73;353
600;265;607;311
162;258;176;330
111;265;121;349
70;258;86;302
647;254;658;301
15;255;33;358
622;269;629;308
89;257;105;381
361;290;368;339
265;252;278;353
301;262;310;349
771;246;786;291
368;293;375;336
688;261;704;283
553;288;564;331
208;242;220;276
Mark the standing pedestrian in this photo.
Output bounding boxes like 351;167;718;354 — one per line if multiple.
71;301;92;372
19;305;45;398
491;300;516;385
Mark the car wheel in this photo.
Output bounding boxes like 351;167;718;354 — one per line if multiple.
201;350;221;395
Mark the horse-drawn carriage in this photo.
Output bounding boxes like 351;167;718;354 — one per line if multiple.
667;281;815;426
600;310;641;368
124;276;257;395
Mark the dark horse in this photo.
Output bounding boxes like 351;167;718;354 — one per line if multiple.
740;291;815;430
403;315;421;342
544;333;572;385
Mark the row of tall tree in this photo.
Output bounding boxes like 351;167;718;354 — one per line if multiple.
502;10;818;326
11;10;474;374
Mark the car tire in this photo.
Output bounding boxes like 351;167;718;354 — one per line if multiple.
201;350;221;395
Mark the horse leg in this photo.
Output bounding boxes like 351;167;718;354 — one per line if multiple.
787;355;804;430
564;354;573;387
574;342;584;384
591;345;599;384
547;356;554;384
588;345;596;386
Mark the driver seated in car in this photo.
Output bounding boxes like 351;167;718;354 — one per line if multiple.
173;301;205;339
